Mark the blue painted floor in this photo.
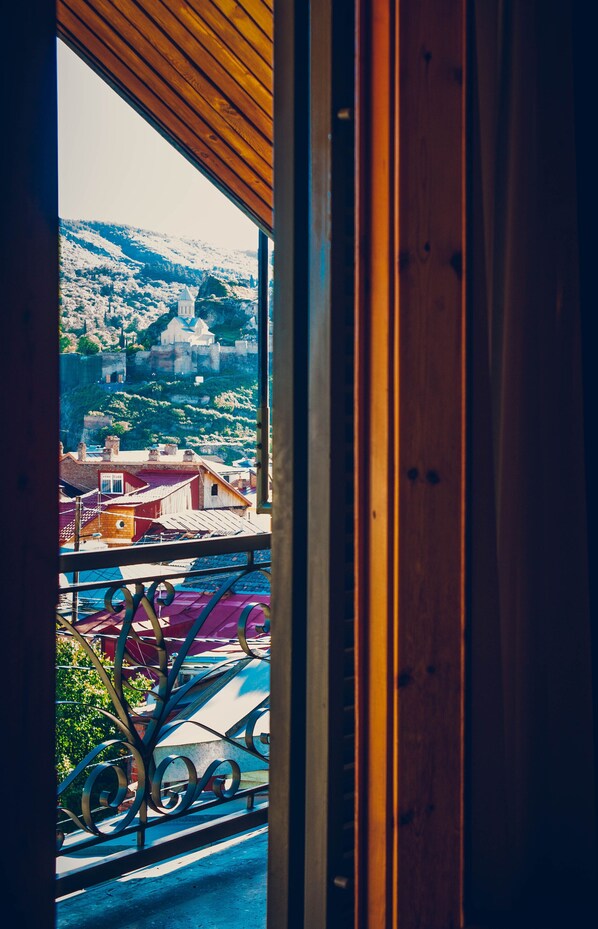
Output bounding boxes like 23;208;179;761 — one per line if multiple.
56;827;267;929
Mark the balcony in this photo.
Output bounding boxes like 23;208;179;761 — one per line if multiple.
56;533;271;924
57;826;268;929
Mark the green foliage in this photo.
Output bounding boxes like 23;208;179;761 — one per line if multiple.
200;374;256;398
135;310;175;349
125;342;145;356
77;335;101;355
56;635;150;820
198;274;228;298
60;332;77;353
56;635;115;788
60;373;259;458
213;387;256;412
138;260;203;286
109;421;130;436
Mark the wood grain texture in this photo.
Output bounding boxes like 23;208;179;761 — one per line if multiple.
355;1;395;924
233;0;273;39
355;1;466;927
57;0;273;231
208;0;273;48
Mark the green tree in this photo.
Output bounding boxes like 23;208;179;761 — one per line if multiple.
56;635;149;820
60;332;77;353
77;334;101;355
56;635;114;789
125;342;145;356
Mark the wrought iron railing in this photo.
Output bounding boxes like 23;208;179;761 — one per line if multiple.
56;533;271;896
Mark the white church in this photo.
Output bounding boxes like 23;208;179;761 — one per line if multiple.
160;286;216;346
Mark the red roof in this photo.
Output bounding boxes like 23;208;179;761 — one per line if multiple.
74;589;270;670
59;490;104;543
136;470;197;487
106;476;195;508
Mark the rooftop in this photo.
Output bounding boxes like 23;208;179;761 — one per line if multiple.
61;449;251;508
75;448;199;464
150;509;258;537
108;476;196;506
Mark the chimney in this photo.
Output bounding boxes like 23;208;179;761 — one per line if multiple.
102;446;113;461
59;441;64;456
148;447;159;461
164;442;178;456
105;435;120;456
183;449;195;462
77;442;87;461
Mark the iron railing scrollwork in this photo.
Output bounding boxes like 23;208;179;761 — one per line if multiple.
56;535;271;880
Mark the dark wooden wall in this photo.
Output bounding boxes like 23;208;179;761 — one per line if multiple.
0;1;59;926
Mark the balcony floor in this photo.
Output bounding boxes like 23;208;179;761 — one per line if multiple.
56;826;267;929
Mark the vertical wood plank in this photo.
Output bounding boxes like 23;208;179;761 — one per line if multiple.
394;2;466;926
355;0;396;925
355;1;466;927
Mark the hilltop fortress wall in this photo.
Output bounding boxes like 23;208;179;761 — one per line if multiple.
61;340;262;390
60;351;126;390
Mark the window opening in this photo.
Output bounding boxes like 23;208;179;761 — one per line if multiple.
99;473;123;494
56;39;272;926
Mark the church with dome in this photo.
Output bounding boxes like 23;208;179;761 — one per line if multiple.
160;286;215;347
119;282;262;380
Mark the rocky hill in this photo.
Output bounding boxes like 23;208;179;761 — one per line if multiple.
59;219;260;350
59;220;269;462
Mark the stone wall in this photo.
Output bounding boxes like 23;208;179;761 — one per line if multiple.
61;343;267;385
60;351;127;390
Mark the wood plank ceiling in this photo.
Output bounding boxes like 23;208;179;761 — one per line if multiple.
57;0;273;233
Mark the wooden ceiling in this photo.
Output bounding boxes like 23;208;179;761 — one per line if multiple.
57;0;273;234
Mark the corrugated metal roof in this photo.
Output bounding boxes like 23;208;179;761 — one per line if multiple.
152;507;255;535
57;0;273;232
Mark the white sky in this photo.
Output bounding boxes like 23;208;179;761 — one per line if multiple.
57;41;258;251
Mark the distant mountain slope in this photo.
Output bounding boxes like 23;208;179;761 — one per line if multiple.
59;219;259;349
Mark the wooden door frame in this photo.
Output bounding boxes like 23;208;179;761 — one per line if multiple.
2;0;467;925
355;1;467;927
269;1;356;927
270;1;466;926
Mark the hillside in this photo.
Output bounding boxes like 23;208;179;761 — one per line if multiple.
59;219;260;349
59;220;267;461
60;376;259;463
